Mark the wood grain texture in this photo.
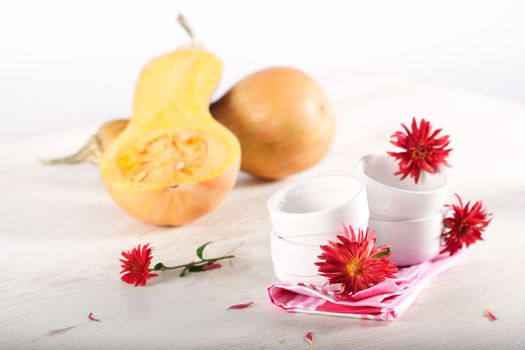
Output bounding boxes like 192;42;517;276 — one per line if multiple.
1;75;525;349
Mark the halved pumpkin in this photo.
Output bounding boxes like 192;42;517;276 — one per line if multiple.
100;48;241;226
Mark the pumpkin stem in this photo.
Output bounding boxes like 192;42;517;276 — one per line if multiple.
40;135;102;165
177;13;195;41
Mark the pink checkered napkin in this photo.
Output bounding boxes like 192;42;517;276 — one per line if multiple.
267;251;465;321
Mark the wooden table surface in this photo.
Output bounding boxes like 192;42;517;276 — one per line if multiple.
2;74;525;349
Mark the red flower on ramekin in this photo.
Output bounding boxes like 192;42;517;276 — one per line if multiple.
388;117;452;184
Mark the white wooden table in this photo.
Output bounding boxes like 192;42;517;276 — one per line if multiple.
2;75;525;349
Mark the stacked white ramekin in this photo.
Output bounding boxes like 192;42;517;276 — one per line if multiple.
268;176;369;287
356;153;448;266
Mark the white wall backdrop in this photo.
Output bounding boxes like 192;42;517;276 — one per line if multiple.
1;0;524;142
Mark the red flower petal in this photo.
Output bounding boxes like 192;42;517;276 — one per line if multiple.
88;312;100;322
484;309;497;321
227;301;255;310
305;332;314;345
388;117;452;184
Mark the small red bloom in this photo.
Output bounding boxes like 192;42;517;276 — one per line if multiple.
316;225;398;295
388;117;452;184
441;194;491;255
119;243;158;286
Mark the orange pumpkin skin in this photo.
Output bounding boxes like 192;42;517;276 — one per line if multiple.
100;49;241;226
103;158;239;226
211;67;335;180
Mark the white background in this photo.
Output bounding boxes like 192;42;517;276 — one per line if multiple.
1;0;524;142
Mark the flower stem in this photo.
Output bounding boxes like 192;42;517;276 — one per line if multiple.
149;241;234;277
150;255;234;272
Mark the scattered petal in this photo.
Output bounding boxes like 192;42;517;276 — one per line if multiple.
227;301;255;310
88;312;100;322
202;263;222;271
305;332;314;345
484;309;497;321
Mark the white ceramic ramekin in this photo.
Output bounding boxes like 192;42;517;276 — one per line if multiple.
267;176;369;238
356;153;448;220
368;212;443;266
275;232;343;245
270;230;322;277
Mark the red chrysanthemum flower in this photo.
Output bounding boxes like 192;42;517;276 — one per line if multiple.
388;117;452;184
441;194;492;255
315;225;398;295
119;243;158;286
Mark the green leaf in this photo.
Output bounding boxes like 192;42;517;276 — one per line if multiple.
196;241;212;260
372;247;391;259
152;262;165;271
188;265;206;273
